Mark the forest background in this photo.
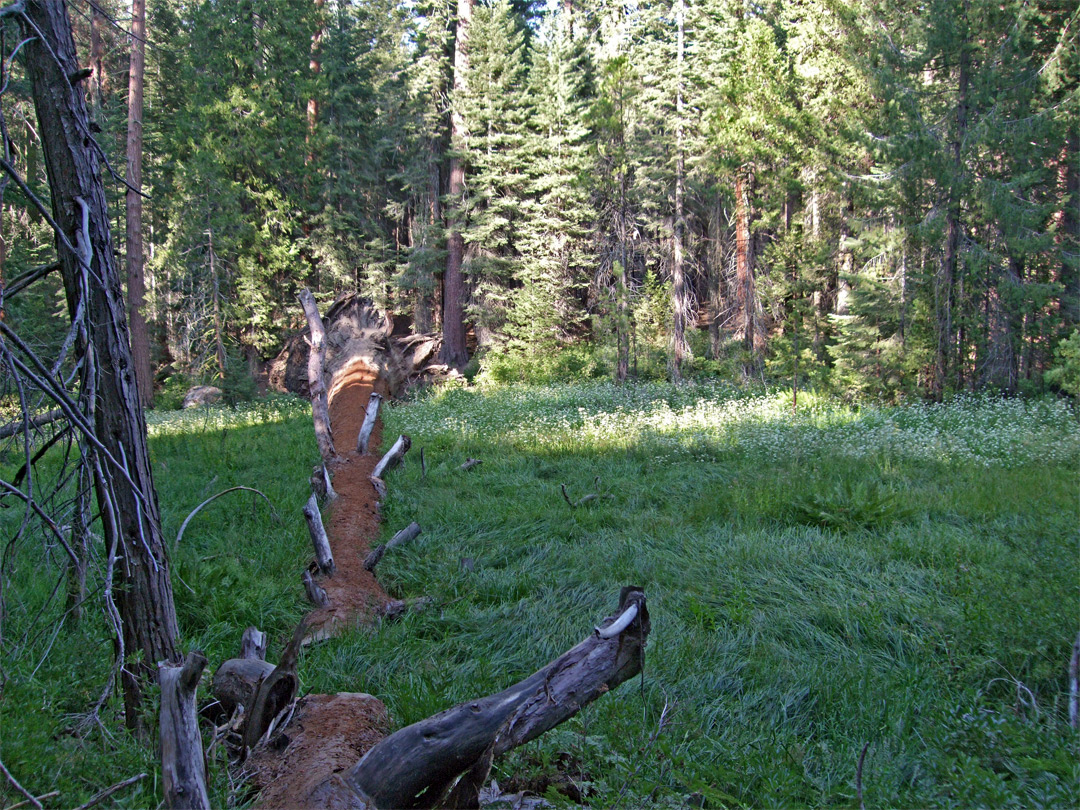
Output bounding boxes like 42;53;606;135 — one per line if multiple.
2;0;1077;401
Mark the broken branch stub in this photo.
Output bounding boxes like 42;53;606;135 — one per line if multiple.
242;622;305;755
371;434;411;481
159;651;211;810
363;521;421;572
303;493;336;576
346;587;649;809
240;626;267;661
357;392;383;454
302;570;330;607
298;288;336;462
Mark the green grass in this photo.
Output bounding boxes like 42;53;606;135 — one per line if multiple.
1;384;1077;808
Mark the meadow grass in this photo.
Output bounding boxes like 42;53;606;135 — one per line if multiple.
0;384;1077;808
305;383;1079;808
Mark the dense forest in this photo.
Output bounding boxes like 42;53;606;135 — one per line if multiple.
2;0;1077;401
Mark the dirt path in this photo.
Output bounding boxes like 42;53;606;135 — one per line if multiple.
248;359;397;808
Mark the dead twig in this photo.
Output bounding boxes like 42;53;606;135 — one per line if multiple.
856;742;870;810
71;773;146;810
0;758;42;810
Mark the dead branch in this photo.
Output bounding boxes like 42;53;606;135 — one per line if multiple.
371;434;411;481
310;464;336;501
159;651;210;810
242;621;305;755
0;758;42;810
363;521;421;572
459;458;482;471
72;773;147;810
302;570;330;607
357;391;383;454
303;493;335;576
0;407;63;439
346;587;649;809
240;627;267;661
174;487;276;546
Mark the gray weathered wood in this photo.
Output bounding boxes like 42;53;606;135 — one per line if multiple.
159;651;210;810
303;493;336;576
302;570;330;607
310;464;337;501
363;522;421;572
240;627;267;661
371;434;411;481
381;596;434;622
242;623;304;754
298;288;335;462
346;587;649;809
459;458;481;471
211;657;275;716
357;392;383;454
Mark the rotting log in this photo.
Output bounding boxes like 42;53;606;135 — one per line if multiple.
303;570;330;607
372;434;411;480
346;587;649;809
357;392;383;454
240;627;267;661
363;522;421;572
159;651;210;810
303;493;336;576
211;658;275;717
298;288;335;462
242;622;305;755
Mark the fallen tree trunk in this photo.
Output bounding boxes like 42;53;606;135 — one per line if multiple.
357;392;382;454
159;651;210;810
303;493;336;576
346;587;649;809
298;288;335;462
363;522;421;572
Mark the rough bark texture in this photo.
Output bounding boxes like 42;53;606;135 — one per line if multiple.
346;588;649;809
211;657;275;717
126;0;152;408
734;170;763;371
670;0;689;380
304;493;336;576
159;652;210;810
441;0;472;369
23;0;180;727
299;288;336;461
357;391;382;454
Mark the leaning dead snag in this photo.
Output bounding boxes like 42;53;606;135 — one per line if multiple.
303;493;336;576
363;522;421;572
298;288;336;462
159;651;211;810
347;587;649;809
357;392;383;454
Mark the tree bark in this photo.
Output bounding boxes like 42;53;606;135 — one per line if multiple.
159;652;211;810
357;391;382;454
23;0;180;729
1058;126;1078;328
302;569;330;607
441;0;472;369
734;169;763;371
346;588;649;809
303;493;335;576
670;0;689;380
298;288;335;461
126;0;152;408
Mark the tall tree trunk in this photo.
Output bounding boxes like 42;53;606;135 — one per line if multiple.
23;0;179;729
706;193;725;360
616;259;629;381
126;0;152;407
670;0;689;381
734;169;762;372
936;0;969;399
88;0;106;119
441;0;471;368
1058;126;1079;329
306;0;325;167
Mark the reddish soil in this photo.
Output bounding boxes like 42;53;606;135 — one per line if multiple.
248;359;397;808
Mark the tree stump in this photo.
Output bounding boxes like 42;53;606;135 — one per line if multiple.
159;651;210;810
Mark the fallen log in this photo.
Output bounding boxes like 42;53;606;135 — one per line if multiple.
298;288;336;462
357;392;383;454
346;587;649;809
363;521;421;572
159;651;211;810
303;570;330;607
303;493;336;576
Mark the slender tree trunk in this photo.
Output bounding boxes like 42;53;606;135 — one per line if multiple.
670;0;689;381
306;0;325;167
441;0;472;368
23;0;180;729
616;259;629;381
707;193;725;360
88;0;106;119
734;169;762;371
208;230;226;377
936;0;969;399
126;0;152;407
1058;126;1079;328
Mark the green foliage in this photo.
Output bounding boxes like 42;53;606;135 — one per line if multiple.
1045;329;1080;397
791;477;911;531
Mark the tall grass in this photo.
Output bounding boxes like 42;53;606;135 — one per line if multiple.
307;383;1079;808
